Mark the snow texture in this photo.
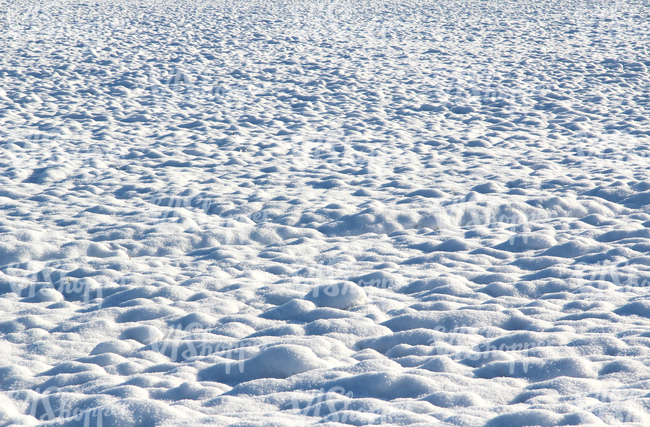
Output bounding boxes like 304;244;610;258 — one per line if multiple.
1;0;650;426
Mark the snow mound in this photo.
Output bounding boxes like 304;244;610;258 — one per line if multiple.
304;282;367;310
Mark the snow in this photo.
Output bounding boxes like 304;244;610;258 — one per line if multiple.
1;0;650;425
304;282;368;310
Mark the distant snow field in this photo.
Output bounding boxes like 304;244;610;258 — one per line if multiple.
1;0;650;425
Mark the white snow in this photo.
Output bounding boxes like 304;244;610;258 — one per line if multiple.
1;0;650;426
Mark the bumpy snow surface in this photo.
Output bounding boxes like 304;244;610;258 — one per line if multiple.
2;0;650;426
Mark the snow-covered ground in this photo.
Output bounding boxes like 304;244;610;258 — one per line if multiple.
1;0;650;425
